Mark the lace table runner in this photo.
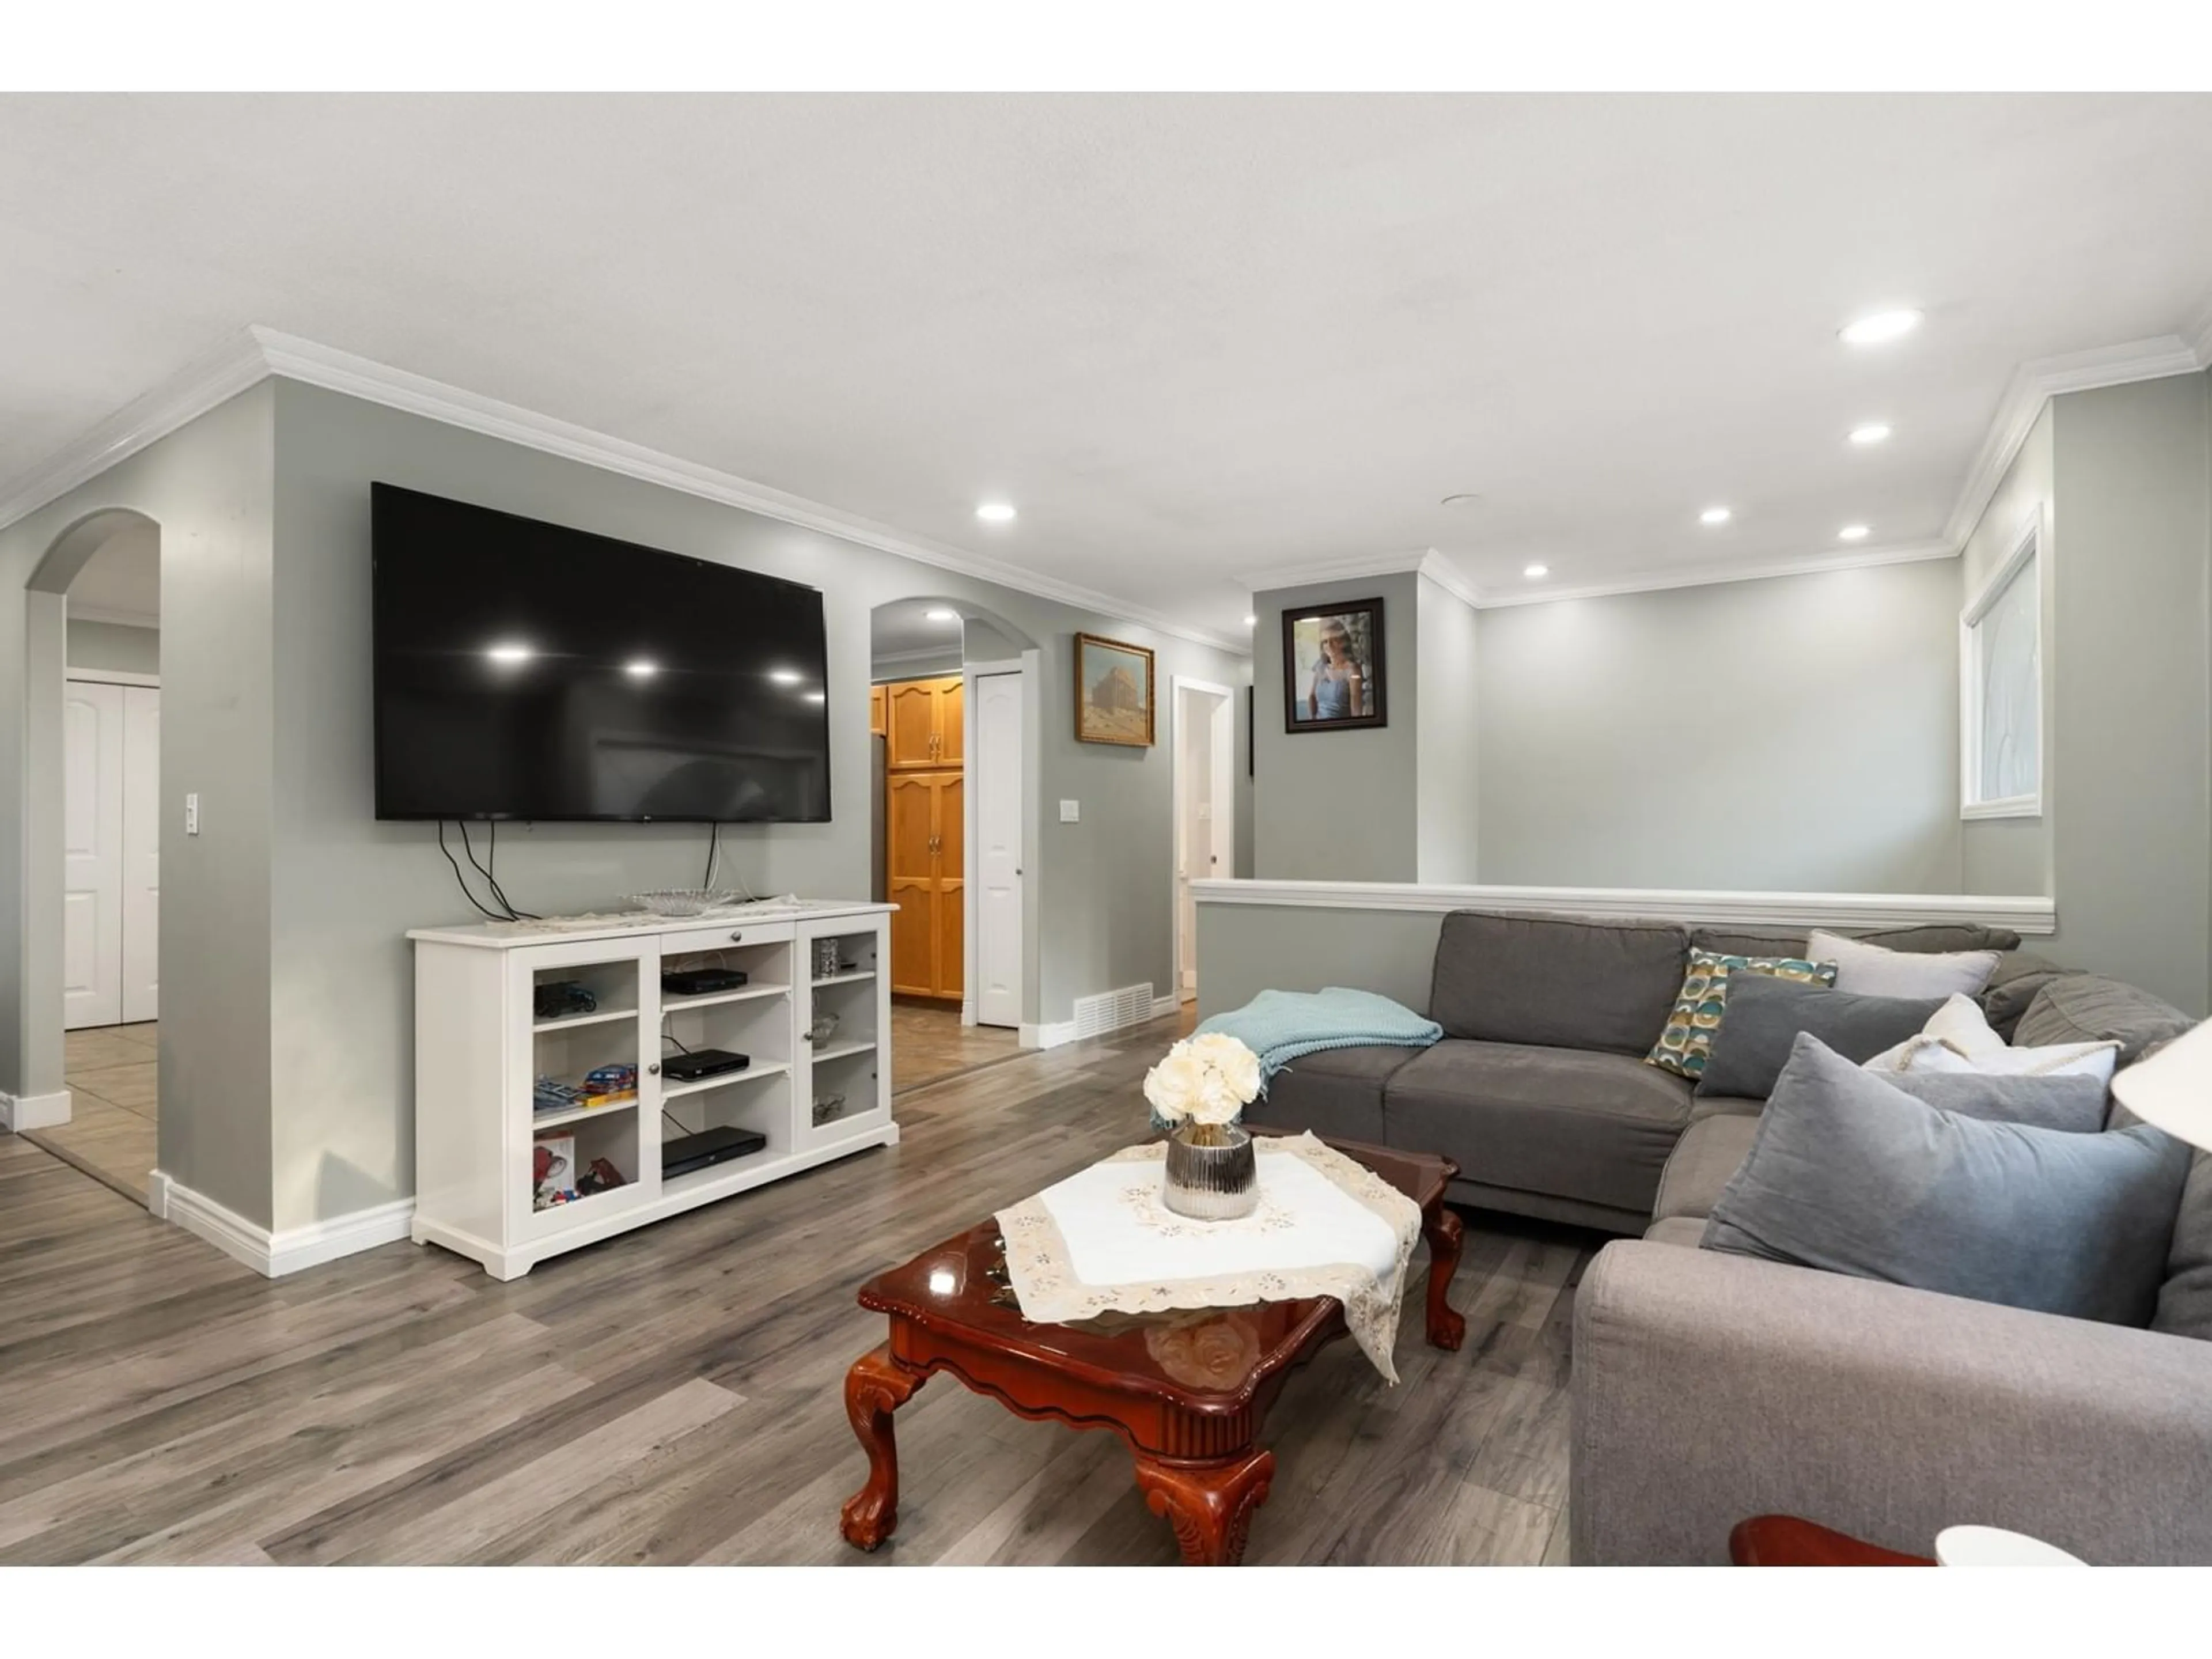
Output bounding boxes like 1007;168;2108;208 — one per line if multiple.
994;1132;1423;1382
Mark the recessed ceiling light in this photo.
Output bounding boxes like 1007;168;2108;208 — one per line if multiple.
802;690;827;703
1700;506;1732;526
1523;564;1549;579
624;659;657;678
486;642;532;665
1440;493;1484;508
768;668;802;684
925;607;959;623
1849;423;1893;446
1840;309;1923;346
1243;614;1257;626
975;503;1016;523
1838;524;1872;542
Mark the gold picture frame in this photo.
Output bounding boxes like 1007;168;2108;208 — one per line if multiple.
1074;632;1156;747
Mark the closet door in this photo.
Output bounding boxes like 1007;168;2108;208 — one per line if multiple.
122;687;160;1025
63;680;125;1030
932;772;965;999
885;774;940;996
887;682;941;770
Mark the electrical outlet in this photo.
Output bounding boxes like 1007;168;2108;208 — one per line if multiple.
1058;799;1080;823
184;793;200;836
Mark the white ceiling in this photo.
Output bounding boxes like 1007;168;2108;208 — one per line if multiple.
5;93;2211;643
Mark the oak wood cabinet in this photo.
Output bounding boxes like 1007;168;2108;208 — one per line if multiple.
885;768;964;1000
885;675;963;771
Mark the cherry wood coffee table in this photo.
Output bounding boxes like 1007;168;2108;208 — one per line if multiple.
838;1135;1462;1566
1730;1514;1936;1566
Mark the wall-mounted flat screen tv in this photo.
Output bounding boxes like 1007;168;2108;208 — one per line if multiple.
372;483;831;822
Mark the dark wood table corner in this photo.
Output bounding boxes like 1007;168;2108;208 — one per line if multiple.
1729;1514;1936;1566
838;1135;1463;1565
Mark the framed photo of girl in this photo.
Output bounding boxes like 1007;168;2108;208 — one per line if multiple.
1281;597;1387;732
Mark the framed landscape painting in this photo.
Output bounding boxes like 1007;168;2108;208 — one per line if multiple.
1282;597;1386;732
1074;632;1154;746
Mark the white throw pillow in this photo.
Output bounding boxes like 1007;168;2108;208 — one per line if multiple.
1863;994;2120;1084
1807;929;2001;999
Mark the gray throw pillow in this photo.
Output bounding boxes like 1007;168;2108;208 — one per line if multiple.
1700;1035;2192;1327
1886;1070;2109;1134
2153;1149;2212;1342
1694;974;1944;1099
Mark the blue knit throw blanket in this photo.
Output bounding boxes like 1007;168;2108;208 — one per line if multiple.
1196;987;1442;1091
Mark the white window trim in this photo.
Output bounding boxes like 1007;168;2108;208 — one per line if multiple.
1959;507;2044;821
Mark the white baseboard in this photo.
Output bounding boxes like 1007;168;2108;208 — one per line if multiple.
149;1170;415;1278
0;1089;71;1132
1021;990;1181;1051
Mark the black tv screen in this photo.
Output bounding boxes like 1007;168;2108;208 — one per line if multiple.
372;484;831;823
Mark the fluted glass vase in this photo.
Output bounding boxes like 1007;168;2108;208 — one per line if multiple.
1162;1120;1258;1221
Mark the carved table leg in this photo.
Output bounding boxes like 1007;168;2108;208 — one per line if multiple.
839;1343;926;1551
1422;1203;1467;1350
1131;1447;1276;1566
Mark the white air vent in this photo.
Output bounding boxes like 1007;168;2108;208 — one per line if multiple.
1071;982;1156;1041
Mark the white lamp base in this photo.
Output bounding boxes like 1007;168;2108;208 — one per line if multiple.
1934;1525;2088;1566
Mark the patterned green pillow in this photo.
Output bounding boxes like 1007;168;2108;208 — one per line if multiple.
1646;948;1838;1080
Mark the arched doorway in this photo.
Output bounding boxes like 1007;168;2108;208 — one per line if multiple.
867;596;1039;1088
14;507;162;1200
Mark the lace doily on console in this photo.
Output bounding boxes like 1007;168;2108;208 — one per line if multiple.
994;1132;1421;1383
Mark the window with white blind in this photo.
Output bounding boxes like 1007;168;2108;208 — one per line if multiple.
1960;513;2043;819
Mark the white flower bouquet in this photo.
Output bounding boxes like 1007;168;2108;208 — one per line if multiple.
1143;1032;1263;1132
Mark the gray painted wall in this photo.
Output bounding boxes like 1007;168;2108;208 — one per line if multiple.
1476;560;1964;892
2041;373;2211;1013
1196;903;1443;1022
263;380;1247;1229
66;618;160;676
1415;574;1480;883
1252;571;1421;881
1959;402;2055;897
0;385;276;1225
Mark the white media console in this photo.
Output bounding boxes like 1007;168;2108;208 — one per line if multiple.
408;900;896;1279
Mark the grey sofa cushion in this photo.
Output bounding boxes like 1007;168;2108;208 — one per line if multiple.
1688;923;2024;960
1653;1114;1761;1223
1687;1093;1766;1123
1429;911;1688;1056
2154;1149;2212;1341
1242;1043;1420;1145
1702;1036;2192;1327
1384;1037;1694;1217
1978;950;2071;1039
1694;975;1943;1099
1891;1071;2109;1134
2016;974;2194;1063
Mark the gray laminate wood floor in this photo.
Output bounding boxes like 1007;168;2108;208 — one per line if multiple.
0;1013;1597;1565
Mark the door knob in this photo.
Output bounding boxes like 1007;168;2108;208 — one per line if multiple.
729;931;745;943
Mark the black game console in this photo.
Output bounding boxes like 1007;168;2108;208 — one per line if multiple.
662;966;750;996
662;1126;767;1179
662;1048;750;1082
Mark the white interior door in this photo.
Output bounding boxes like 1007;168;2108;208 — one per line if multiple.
974;671;1024;1028
63;679;125;1030
1177;695;1213;992
122;686;160;1024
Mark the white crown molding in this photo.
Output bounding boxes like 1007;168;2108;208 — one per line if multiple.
1478;540;1956;609
1241;547;1483;612
1942;333;2208;551
0;330;268;532
1191;878;2056;937
64;603;158;629
248;329;1247;656
2185;292;2212;369
0;325;1246;657
1241;547;1436;597
870;644;964;669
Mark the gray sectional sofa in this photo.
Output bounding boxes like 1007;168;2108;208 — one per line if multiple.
1243;908;2036;1232
1238;907;2212;1565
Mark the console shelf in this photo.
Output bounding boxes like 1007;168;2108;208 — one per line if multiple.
410;902;896;1280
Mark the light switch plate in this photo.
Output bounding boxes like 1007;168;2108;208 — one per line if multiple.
184;793;200;835
1058;799;1080;823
